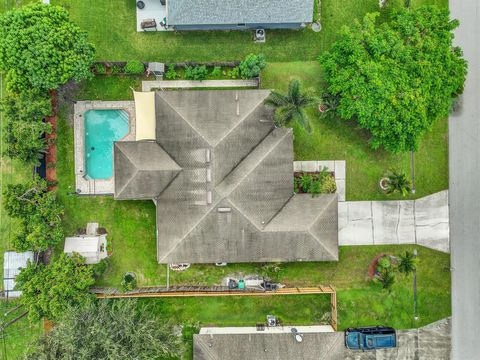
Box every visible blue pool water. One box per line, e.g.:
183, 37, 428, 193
84, 109, 129, 179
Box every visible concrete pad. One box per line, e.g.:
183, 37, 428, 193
372, 201, 415, 245
334, 160, 346, 180
293, 161, 302, 172
317, 160, 335, 172
338, 201, 374, 246
300, 161, 319, 172
335, 179, 345, 202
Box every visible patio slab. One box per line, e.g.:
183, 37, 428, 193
136, 0, 169, 32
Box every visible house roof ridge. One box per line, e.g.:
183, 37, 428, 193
157, 92, 213, 147
211, 90, 271, 147
219, 127, 292, 197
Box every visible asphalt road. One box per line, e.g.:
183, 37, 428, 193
449, 0, 480, 359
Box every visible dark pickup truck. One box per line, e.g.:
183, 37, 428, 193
345, 326, 397, 350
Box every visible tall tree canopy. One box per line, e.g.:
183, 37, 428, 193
15, 253, 95, 321
0, 3, 95, 92
319, 6, 467, 153
27, 299, 183, 359
3, 176, 63, 252
2, 90, 52, 165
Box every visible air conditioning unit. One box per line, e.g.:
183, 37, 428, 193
254, 28, 266, 43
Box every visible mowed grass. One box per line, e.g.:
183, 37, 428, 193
261, 62, 448, 200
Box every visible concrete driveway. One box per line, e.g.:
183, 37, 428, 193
339, 191, 449, 253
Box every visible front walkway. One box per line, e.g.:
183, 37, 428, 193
339, 191, 449, 253
142, 79, 259, 92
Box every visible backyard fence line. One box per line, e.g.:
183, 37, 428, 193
93, 61, 241, 68
142, 79, 259, 91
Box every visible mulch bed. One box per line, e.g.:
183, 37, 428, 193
45, 90, 58, 191
368, 253, 385, 278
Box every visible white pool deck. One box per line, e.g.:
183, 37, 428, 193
74, 101, 135, 195
136, 0, 170, 32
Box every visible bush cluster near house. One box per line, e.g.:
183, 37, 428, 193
27, 300, 183, 359
15, 253, 95, 321
3, 176, 64, 252
320, 6, 467, 153
1, 90, 52, 166
124, 60, 145, 75
185, 65, 209, 80
294, 169, 337, 196
239, 53, 266, 79
373, 251, 418, 291
0, 3, 95, 92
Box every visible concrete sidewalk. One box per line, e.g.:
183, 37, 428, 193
339, 190, 449, 253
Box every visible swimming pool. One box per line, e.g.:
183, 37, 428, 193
84, 109, 129, 179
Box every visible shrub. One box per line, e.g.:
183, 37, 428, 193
185, 65, 208, 81
398, 251, 417, 275
111, 64, 123, 75
124, 60, 145, 75
239, 54, 266, 79
385, 170, 412, 196
93, 63, 106, 74
321, 175, 337, 194
377, 267, 395, 291
299, 174, 313, 193
210, 66, 222, 78
165, 65, 178, 80
121, 272, 137, 292
227, 66, 240, 79
261, 263, 283, 282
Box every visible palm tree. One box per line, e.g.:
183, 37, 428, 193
398, 251, 417, 275
265, 79, 317, 132
378, 268, 395, 291
385, 170, 412, 196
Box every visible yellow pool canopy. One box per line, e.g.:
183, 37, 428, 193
134, 91, 156, 141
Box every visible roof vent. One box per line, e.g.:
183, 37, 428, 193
207, 191, 212, 204
205, 149, 211, 163
206, 168, 212, 182
291, 328, 303, 343
218, 207, 231, 213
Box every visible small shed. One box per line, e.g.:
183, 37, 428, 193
3, 251, 35, 298
64, 223, 108, 264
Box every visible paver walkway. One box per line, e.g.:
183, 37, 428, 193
142, 79, 259, 91
339, 190, 449, 253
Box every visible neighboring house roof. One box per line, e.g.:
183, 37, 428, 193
167, 0, 314, 26
3, 251, 34, 298
194, 331, 345, 360
194, 318, 452, 360
114, 90, 338, 263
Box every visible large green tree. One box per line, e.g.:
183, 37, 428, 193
2, 90, 52, 165
0, 3, 95, 92
320, 6, 467, 153
15, 253, 95, 321
3, 176, 63, 252
26, 299, 183, 359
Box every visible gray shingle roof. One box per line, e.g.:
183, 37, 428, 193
114, 90, 338, 263
167, 0, 315, 26
194, 332, 345, 360
114, 141, 181, 200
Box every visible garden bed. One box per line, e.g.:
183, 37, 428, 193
294, 170, 336, 195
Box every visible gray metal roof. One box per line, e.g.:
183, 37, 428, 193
167, 0, 314, 26
194, 318, 451, 360
114, 90, 338, 263
3, 251, 34, 297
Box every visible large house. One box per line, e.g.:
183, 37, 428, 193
114, 90, 338, 264
137, 0, 315, 31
